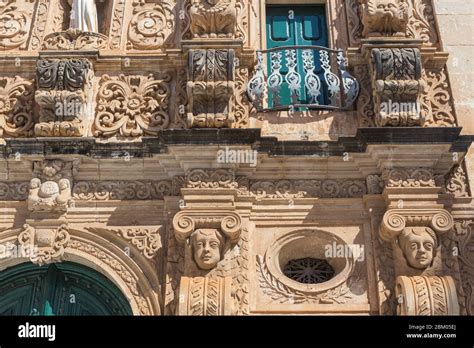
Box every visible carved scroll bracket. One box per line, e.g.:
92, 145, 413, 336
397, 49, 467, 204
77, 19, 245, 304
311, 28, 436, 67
172, 210, 242, 245
380, 209, 453, 242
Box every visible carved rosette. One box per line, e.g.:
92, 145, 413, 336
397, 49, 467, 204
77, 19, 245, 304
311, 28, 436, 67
187, 49, 235, 128
41, 29, 109, 50
172, 210, 242, 245
18, 224, 70, 266
0, 76, 35, 137
396, 275, 460, 315
127, 0, 174, 50
94, 74, 171, 137
189, 0, 237, 39
371, 48, 426, 127
178, 276, 232, 315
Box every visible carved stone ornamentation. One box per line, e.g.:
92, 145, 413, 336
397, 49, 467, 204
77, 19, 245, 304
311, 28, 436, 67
249, 179, 367, 199
445, 164, 469, 197
127, 0, 174, 50
421, 68, 457, 127
189, 0, 237, 39
382, 168, 438, 188
41, 29, 108, 50
0, 182, 29, 200
94, 74, 171, 137
172, 210, 242, 270
380, 209, 453, 274
175, 169, 248, 191
371, 48, 426, 126
360, 0, 409, 38
452, 221, 474, 315
18, 224, 70, 266
28, 160, 74, 212
178, 276, 232, 315
396, 275, 460, 315
0, 0, 34, 50
35, 58, 94, 137
0, 76, 35, 137
187, 49, 235, 128
86, 227, 162, 260
73, 180, 176, 200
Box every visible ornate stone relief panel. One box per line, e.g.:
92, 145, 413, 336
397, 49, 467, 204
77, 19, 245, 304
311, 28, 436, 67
126, 0, 175, 50
0, 76, 35, 137
0, 0, 35, 51
94, 73, 172, 137
346, 0, 439, 46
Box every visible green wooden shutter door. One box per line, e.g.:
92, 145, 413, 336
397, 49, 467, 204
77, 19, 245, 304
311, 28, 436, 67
266, 6, 328, 107
0, 262, 133, 316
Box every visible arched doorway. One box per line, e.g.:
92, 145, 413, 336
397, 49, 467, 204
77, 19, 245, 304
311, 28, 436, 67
0, 262, 133, 315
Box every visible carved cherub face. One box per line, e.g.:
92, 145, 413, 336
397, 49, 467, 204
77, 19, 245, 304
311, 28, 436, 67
398, 227, 437, 269
190, 229, 224, 270
373, 0, 402, 17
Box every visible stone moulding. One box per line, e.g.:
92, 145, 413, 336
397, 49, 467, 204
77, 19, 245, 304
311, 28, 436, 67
172, 210, 242, 245
41, 29, 109, 50
178, 276, 232, 315
396, 275, 459, 315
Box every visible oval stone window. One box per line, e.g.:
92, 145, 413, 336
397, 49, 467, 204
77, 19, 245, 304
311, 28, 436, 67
283, 257, 335, 284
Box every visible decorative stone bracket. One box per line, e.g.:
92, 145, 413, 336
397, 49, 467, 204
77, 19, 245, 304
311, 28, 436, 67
189, 0, 237, 39
371, 47, 426, 126
35, 58, 94, 137
187, 49, 235, 128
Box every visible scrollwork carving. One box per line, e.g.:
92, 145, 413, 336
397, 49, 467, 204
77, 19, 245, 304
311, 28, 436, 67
0, 182, 29, 200
18, 224, 70, 266
0, 0, 34, 50
94, 74, 171, 137
0, 76, 35, 137
127, 0, 174, 50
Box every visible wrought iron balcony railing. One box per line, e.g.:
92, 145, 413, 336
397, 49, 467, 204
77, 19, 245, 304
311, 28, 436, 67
247, 46, 359, 112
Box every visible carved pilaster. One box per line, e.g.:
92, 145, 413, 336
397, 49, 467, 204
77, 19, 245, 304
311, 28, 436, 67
187, 49, 235, 128
178, 276, 232, 315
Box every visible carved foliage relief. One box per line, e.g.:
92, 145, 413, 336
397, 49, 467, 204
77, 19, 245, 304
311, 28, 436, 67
0, 0, 34, 50
94, 74, 171, 137
0, 76, 35, 137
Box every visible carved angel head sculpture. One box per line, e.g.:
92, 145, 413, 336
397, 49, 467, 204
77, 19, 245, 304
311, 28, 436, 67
190, 228, 226, 270
360, 0, 409, 37
398, 227, 438, 269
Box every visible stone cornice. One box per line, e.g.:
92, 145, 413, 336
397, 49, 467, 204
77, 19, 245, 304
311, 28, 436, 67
1, 127, 472, 159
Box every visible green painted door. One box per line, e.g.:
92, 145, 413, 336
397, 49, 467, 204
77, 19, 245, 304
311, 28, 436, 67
0, 262, 133, 316
266, 6, 328, 107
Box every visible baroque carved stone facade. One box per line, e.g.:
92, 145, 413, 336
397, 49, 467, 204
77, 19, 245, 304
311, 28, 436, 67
0, 0, 472, 317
